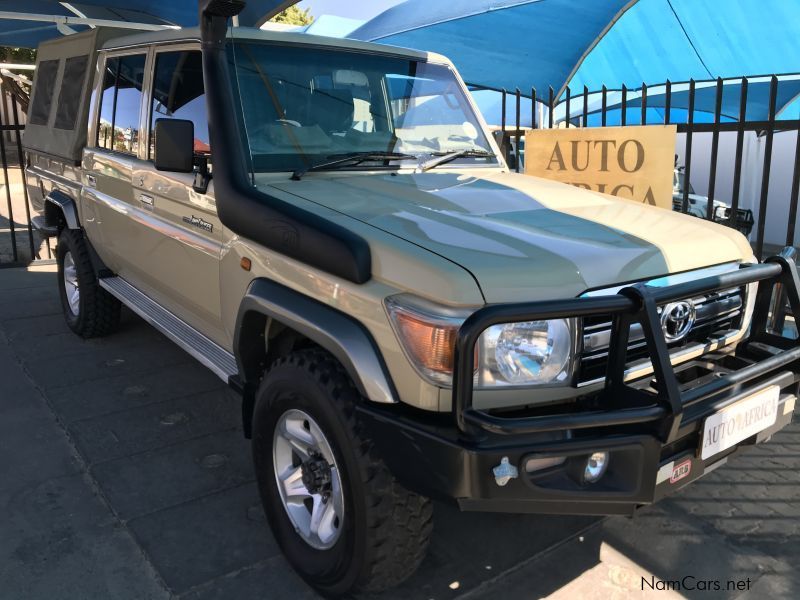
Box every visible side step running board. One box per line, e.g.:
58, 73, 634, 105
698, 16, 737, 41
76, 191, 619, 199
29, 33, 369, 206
99, 276, 237, 382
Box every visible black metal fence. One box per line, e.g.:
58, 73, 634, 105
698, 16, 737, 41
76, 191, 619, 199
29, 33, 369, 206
497, 75, 800, 261
0, 85, 41, 267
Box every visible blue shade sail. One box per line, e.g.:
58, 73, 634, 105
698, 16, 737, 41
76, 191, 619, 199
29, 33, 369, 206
572, 0, 800, 92
0, 0, 293, 47
350, 0, 634, 96
353, 0, 800, 121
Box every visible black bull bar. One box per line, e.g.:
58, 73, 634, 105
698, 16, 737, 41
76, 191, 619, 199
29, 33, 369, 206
452, 248, 800, 442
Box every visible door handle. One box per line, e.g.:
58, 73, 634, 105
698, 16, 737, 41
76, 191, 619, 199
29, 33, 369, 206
140, 194, 154, 207
86, 174, 96, 187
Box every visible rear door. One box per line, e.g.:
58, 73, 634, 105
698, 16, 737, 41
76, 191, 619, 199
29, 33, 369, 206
82, 49, 149, 274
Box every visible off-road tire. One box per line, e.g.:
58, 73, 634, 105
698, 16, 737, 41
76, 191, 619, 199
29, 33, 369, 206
252, 349, 433, 596
57, 228, 121, 338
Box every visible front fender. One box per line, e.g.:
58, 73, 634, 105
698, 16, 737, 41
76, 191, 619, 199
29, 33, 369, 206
234, 278, 398, 406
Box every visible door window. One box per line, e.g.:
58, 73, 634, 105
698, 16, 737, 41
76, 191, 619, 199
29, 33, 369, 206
149, 50, 210, 159
96, 53, 147, 154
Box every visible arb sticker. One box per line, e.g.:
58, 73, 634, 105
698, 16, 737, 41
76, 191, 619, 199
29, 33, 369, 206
670, 459, 692, 484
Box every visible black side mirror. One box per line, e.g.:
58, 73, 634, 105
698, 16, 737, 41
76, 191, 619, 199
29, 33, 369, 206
154, 118, 194, 173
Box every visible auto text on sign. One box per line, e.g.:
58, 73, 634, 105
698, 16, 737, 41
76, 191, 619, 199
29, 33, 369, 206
524, 125, 677, 209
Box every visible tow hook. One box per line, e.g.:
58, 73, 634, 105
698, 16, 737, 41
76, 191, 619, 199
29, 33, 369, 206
492, 456, 519, 486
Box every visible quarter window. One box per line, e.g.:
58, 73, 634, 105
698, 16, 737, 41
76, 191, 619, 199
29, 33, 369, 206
149, 50, 210, 159
96, 53, 147, 154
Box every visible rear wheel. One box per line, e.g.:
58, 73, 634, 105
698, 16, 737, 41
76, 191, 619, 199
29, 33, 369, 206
252, 349, 433, 596
57, 228, 120, 338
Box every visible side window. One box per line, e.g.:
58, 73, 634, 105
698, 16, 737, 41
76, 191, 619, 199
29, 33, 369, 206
149, 50, 210, 159
95, 53, 147, 154
29, 59, 60, 125
54, 55, 89, 130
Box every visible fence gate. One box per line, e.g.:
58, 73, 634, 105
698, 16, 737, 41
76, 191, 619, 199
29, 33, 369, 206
0, 80, 46, 267
497, 76, 800, 261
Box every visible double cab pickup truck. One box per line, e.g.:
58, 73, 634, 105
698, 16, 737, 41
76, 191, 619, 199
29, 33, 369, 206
22, 0, 800, 595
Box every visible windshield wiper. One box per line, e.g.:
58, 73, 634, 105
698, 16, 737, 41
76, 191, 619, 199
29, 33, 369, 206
291, 151, 417, 180
417, 149, 496, 172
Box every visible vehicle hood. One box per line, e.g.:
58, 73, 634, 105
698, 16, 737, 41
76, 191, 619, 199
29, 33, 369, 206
267, 171, 752, 303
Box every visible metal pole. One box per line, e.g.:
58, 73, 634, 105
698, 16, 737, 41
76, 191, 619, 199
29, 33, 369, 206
729, 78, 748, 229
681, 79, 696, 214
706, 78, 723, 221
754, 76, 779, 260
0, 87, 17, 262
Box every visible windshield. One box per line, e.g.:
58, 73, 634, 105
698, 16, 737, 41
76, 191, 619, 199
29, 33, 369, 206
228, 42, 496, 174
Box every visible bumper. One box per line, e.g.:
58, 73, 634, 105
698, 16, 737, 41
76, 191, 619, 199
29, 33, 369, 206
359, 250, 800, 515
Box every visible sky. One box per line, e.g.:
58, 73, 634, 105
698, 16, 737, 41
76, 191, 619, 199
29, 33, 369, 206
296, 0, 405, 21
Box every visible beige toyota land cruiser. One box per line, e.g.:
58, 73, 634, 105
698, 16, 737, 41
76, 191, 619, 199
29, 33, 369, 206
23, 1, 800, 596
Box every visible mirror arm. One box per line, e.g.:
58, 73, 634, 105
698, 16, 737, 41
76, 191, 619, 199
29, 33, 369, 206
193, 155, 212, 194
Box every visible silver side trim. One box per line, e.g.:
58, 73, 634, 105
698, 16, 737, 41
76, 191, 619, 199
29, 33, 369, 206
99, 277, 237, 382
581, 262, 742, 297
26, 164, 82, 191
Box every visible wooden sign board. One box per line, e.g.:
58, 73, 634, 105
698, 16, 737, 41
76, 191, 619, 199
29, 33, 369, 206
524, 125, 678, 209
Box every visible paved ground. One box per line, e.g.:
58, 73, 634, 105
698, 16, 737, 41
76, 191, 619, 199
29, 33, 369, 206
1, 264, 798, 600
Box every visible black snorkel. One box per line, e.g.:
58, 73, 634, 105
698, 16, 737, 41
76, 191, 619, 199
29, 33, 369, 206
198, 0, 372, 284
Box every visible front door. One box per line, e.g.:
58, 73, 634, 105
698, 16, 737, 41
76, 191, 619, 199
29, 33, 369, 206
131, 46, 224, 343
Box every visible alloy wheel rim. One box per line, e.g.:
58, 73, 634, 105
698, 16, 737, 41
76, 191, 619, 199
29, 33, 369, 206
272, 408, 344, 550
63, 251, 80, 316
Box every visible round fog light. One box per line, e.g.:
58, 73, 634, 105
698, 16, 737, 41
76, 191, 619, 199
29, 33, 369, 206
583, 451, 609, 484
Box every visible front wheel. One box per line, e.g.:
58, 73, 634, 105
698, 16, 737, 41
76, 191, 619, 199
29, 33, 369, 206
252, 350, 433, 596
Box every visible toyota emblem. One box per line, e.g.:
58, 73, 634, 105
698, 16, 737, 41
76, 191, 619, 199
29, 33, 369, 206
660, 301, 696, 342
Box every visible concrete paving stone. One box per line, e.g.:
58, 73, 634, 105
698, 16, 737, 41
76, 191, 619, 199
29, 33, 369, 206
0, 283, 61, 320
0, 335, 81, 493
473, 502, 779, 600
20, 334, 194, 390
6, 314, 166, 363
0, 264, 56, 291
364, 508, 599, 600
0, 311, 70, 340
46, 360, 226, 423
180, 555, 321, 600
90, 428, 253, 520
127, 482, 280, 594
68, 387, 241, 464
0, 473, 169, 600
0, 397, 82, 495
738, 572, 800, 600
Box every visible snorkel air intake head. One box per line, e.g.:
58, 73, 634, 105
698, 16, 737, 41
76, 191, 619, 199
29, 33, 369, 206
200, 0, 245, 18
199, 0, 245, 45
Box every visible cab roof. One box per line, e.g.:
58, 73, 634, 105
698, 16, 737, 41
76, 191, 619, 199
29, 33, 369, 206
100, 25, 448, 64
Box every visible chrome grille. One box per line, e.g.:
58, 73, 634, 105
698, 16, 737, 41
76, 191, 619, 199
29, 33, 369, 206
579, 286, 745, 384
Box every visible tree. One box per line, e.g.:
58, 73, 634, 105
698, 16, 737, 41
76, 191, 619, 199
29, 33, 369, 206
270, 6, 314, 26
0, 47, 36, 64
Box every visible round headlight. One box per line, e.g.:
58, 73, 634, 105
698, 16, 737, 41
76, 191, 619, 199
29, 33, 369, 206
489, 319, 572, 384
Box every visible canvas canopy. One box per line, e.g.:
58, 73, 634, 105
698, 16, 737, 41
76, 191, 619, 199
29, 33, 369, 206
21, 27, 127, 163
